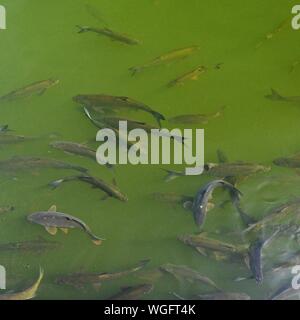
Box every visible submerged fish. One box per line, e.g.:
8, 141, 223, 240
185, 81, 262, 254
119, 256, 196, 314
0, 79, 59, 102
0, 268, 44, 300
0, 134, 31, 144
167, 66, 206, 87
73, 95, 165, 127
0, 156, 88, 173
0, 125, 11, 133
109, 284, 153, 300
55, 259, 150, 289
49, 174, 128, 202
265, 88, 300, 103
76, 25, 140, 45
0, 205, 14, 215
151, 192, 194, 206
27, 205, 105, 245
196, 292, 251, 300
129, 46, 199, 75
274, 153, 300, 168
50, 141, 112, 169
168, 106, 225, 124
0, 238, 60, 253
191, 180, 242, 228
160, 263, 220, 291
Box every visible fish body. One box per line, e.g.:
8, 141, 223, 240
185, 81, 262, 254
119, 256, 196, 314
0, 238, 60, 253
192, 180, 242, 227
0, 134, 29, 144
168, 66, 206, 87
109, 284, 153, 300
265, 89, 300, 103
50, 141, 96, 159
49, 174, 128, 202
0, 156, 87, 173
196, 292, 250, 300
0, 79, 59, 102
0, 268, 44, 300
76, 25, 139, 45
129, 46, 199, 75
27, 206, 105, 245
151, 192, 193, 205
55, 260, 150, 289
274, 153, 300, 168
74, 95, 165, 127
168, 106, 225, 124
160, 263, 220, 290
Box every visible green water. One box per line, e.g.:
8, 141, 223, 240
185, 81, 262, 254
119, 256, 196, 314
0, 0, 300, 300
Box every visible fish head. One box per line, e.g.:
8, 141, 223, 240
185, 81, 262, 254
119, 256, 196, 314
27, 212, 48, 224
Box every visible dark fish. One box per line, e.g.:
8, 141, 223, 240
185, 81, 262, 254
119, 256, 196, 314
274, 153, 300, 168
109, 284, 153, 300
76, 25, 140, 45
0, 156, 88, 173
55, 259, 150, 289
129, 46, 199, 75
49, 174, 128, 202
266, 88, 300, 103
0, 79, 59, 102
27, 205, 105, 245
192, 180, 242, 228
73, 94, 165, 127
0, 237, 61, 253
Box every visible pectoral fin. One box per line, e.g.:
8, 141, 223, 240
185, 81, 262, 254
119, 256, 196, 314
45, 226, 57, 235
92, 239, 103, 246
60, 228, 69, 234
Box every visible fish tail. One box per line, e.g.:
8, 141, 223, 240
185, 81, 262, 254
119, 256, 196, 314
162, 169, 181, 182
76, 25, 90, 33
265, 88, 285, 101
128, 66, 143, 76
87, 230, 106, 245
151, 111, 166, 128
48, 176, 78, 189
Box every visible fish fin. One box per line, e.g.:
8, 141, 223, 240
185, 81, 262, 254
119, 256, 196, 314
76, 25, 89, 33
191, 75, 199, 80
60, 228, 69, 234
45, 226, 57, 235
92, 239, 103, 246
265, 88, 284, 101
48, 205, 57, 212
183, 201, 193, 211
195, 247, 207, 256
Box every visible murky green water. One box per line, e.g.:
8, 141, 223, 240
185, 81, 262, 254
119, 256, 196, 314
0, 0, 300, 300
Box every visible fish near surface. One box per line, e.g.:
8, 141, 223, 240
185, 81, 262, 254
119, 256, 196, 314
0, 79, 59, 102
73, 95, 165, 127
265, 88, 300, 103
191, 179, 242, 228
76, 25, 140, 45
27, 205, 105, 245
109, 284, 153, 300
55, 259, 150, 289
129, 46, 199, 75
273, 152, 300, 168
0, 268, 44, 300
167, 65, 207, 87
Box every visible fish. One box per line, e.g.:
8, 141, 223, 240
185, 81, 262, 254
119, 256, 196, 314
178, 233, 248, 262
76, 25, 140, 45
274, 153, 300, 168
160, 263, 220, 291
50, 140, 113, 169
0, 156, 88, 173
129, 46, 199, 75
27, 205, 105, 245
0, 79, 59, 102
109, 284, 153, 300
49, 174, 128, 202
151, 192, 194, 206
168, 106, 225, 124
0, 268, 44, 300
265, 88, 300, 103
55, 259, 150, 289
191, 180, 242, 228
73, 95, 165, 127
196, 292, 251, 300
0, 205, 14, 215
256, 19, 289, 49
0, 134, 31, 144
0, 237, 61, 253
167, 66, 206, 87
243, 198, 300, 235
0, 125, 11, 133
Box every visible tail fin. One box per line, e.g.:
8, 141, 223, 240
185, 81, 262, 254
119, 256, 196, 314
265, 88, 285, 101
48, 176, 77, 189
76, 25, 90, 33
128, 66, 143, 76
162, 169, 184, 182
